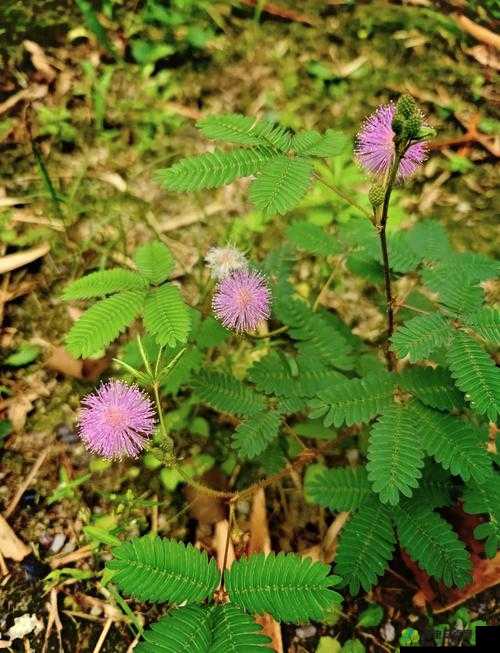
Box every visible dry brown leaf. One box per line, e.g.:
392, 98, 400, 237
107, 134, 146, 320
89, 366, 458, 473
249, 489, 284, 653
23, 40, 56, 81
0, 243, 50, 274
214, 519, 235, 572
0, 515, 31, 561
0, 84, 48, 115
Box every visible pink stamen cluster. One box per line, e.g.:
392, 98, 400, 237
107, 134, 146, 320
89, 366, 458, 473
212, 269, 271, 333
355, 104, 427, 181
77, 380, 156, 459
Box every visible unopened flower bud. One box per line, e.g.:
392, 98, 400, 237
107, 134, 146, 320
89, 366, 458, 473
405, 114, 422, 139
396, 94, 418, 119
369, 184, 385, 209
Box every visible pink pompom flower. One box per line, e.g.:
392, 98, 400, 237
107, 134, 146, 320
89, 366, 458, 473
77, 380, 156, 459
212, 269, 271, 333
355, 103, 427, 181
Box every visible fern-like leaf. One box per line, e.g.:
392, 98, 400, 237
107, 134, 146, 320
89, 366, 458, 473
192, 371, 265, 417
406, 220, 453, 262
135, 606, 212, 652
233, 410, 281, 460
447, 332, 499, 421
197, 113, 291, 151
464, 307, 500, 344
387, 231, 422, 273
335, 498, 395, 595
248, 351, 297, 397
249, 156, 313, 216
63, 269, 146, 300
367, 403, 425, 505
408, 402, 492, 483
290, 313, 354, 371
225, 552, 341, 623
394, 502, 472, 588
305, 466, 371, 511
422, 269, 484, 315
156, 147, 277, 192
144, 284, 190, 347
291, 129, 349, 157
208, 605, 272, 653
309, 372, 396, 427
65, 290, 145, 358
107, 536, 219, 603
286, 221, 340, 256
391, 313, 452, 362
399, 366, 463, 411
463, 474, 500, 558
133, 241, 174, 285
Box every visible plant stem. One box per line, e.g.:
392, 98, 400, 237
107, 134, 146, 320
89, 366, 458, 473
377, 151, 402, 371
248, 325, 289, 339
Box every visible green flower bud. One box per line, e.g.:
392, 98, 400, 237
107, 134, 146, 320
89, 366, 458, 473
396, 93, 418, 119
405, 114, 422, 139
369, 184, 385, 209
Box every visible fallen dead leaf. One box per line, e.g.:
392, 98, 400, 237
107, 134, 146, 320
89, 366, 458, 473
0, 84, 48, 115
249, 489, 284, 653
0, 243, 50, 274
23, 40, 56, 81
0, 515, 31, 561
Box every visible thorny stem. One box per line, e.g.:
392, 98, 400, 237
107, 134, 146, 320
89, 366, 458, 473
315, 173, 371, 220
376, 148, 404, 371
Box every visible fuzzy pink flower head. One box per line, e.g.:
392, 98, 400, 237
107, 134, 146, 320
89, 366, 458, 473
355, 103, 427, 181
212, 269, 271, 333
77, 380, 156, 460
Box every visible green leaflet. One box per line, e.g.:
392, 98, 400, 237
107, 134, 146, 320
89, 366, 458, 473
309, 372, 396, 427
65, 290, 146, 358
286, 220, 340, 257
335, 497, 395, 595
107, 537, 219, 604
225, 552, 341, 623
393, 501, 472, 588
136, 606, 213, 652
305, 466, 372, 511
143, 284, 191, 347
391, 313, 453, 362
232, 410, 281, 460
367, 403, 425, 505
398, 366, 464, 411
463, 473, 500, 558
447, 332, 500, 421
197, 113, 292, 150
408, 402, 492, 483
192, 371, 265, 417
63, 268, 147, 300
156, 147, 278, 192
133, 241, 175, 285
249, 156, 313, 216
208, 605, 272, 652
464, 307, 500, 344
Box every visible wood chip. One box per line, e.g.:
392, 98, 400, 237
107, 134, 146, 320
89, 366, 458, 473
0, 515, 31, 561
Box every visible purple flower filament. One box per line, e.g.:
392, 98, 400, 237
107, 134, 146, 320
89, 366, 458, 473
212, 269, 271, 333
356, 103, 427, 181
78, 380, 156, 459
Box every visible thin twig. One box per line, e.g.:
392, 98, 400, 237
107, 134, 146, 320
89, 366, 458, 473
92, 617, 113, 653
315, 173, 371, 220
3, 445, 51, 519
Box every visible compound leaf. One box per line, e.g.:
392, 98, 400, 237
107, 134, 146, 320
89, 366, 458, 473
144, 284, 190, 347
107, 536, 219, 604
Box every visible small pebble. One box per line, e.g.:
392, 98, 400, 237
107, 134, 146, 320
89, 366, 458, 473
296, 625, 317, 639
380, 622, 395, 642
49, 533, 66, 554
